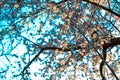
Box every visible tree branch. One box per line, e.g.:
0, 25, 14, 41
82, 0, 120, 18
100, 44, 107, 80
75, 25, 119, 79
22, 45, 82, 78
100, 37, 120, 80
52, 0, 120, 18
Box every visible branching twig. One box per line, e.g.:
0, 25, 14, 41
100, 43, 107, 80
22, 45, 82, 78
100, 38, 120, 80
53, 0, 120, 17
75, 25, 119, 79
82, 0, 120, 18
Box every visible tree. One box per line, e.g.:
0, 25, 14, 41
0, 0, 120, 80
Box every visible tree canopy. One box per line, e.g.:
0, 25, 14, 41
0, 0, 120, 80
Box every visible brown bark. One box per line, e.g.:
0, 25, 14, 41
100, 37, 120, 80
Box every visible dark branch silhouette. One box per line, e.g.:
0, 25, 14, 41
54, 0, 120, 18
22, 45, 82, 78
100, 38, 120, 80
83, 0, 120, 18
